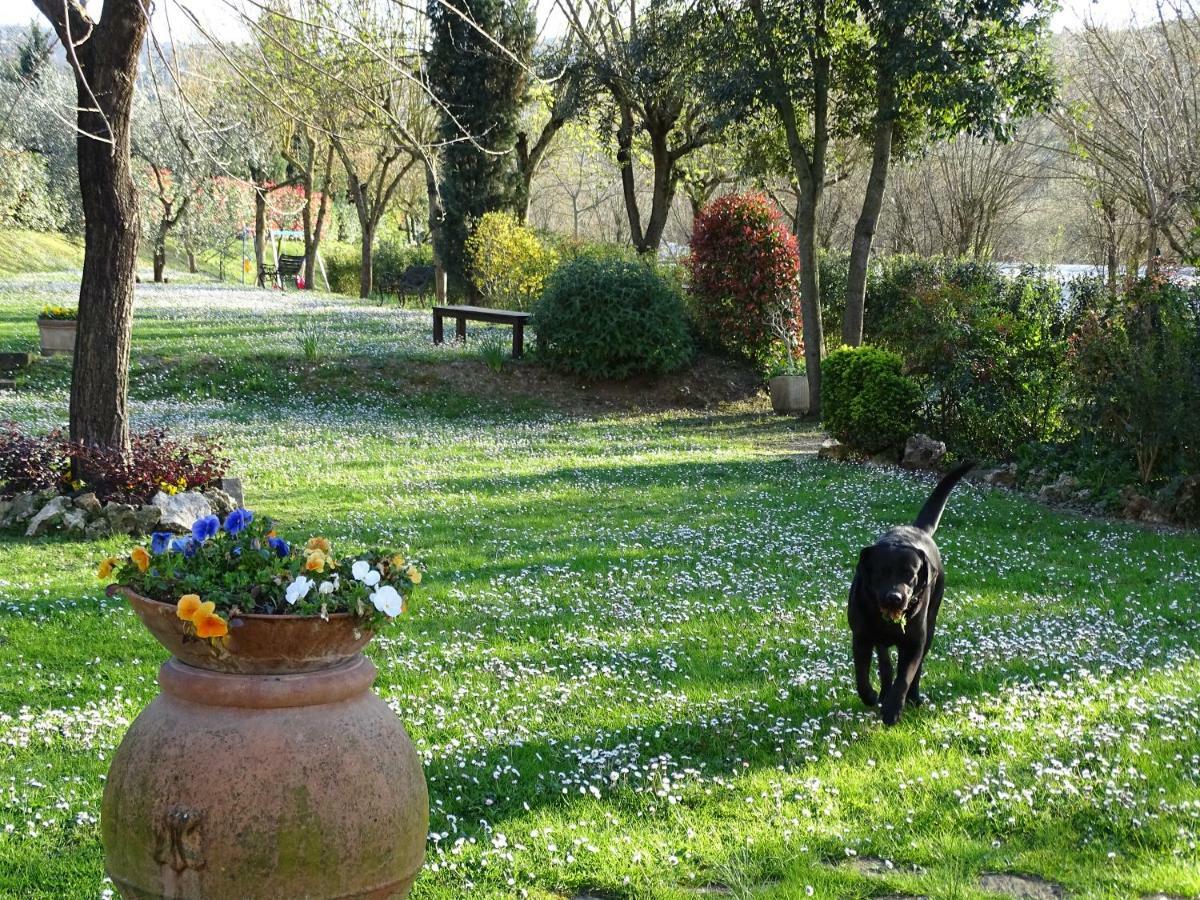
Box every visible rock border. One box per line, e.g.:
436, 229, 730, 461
1, 478, 244, 539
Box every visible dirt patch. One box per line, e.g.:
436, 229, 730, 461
412, 352, 768, 415
979, 873, 1065, 898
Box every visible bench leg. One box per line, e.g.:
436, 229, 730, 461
456, 316, 467, 344
433, 312, 443, 345
512, 322, 524, 359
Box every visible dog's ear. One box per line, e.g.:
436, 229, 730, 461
915, 548, 931, 591
857, 546, 875, 572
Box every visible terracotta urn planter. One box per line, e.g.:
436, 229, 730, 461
102, 587, 428, 899
38, 318, 77, 356
769, 374, 810, 415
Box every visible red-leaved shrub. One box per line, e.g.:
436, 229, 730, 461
687, 192, 803, 367
0, 424, 228, 504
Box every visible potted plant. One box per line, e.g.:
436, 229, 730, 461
97, 510, 428, 899
38, 304, 78, 356
767, 303, 809, 415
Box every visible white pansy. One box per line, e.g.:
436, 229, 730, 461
351, 560, 371, 581
285, 576, 314, 605
370, 585, 403, 617
363, 569, 381, 587
318, 579, 336, 595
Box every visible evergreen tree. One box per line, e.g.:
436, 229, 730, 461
427, 0, 535, 296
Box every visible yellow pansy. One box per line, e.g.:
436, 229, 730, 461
406, 566, 422, 585
194, 611, 228, 639
176, 594, 203, 621
390, 554, 406, 569
97, 557, 121, 580
130, 547, 151, 573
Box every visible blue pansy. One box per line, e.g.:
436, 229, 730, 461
191, 514, 220, 543
223, 508, 253, 536
268, 536, 290, 558
170, 536, 197, 558
150, 531, 173, 555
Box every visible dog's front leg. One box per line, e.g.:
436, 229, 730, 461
853, 636, 878, 707
880, 638, 925, 725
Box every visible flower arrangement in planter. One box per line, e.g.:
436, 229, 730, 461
96, 508, 430, 898
98, 508, 421, 665
37, 305, 78, 356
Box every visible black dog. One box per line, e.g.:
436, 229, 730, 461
847, 461, 973, 725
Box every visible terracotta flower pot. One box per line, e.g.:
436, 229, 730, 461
38, 318, 77, 356
102, 588, 428, 899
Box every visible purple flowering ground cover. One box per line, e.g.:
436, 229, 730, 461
1, 280, 1199, 898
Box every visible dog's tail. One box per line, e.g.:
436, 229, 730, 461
912, 460, 975, 535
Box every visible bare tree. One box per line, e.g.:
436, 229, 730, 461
1056, 1, 1200, 272
884, 132, 1047, 260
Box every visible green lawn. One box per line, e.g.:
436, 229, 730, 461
1, 277, 1199, 899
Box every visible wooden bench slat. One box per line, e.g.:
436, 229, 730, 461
432, 305, 531, 357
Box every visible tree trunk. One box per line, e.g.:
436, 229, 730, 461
359, 220, 376, 300
425, 161, 447, 303
306, 144, 334, 290
796, 191, 825, 416
153, 245, 166, 282
641, 131, 676, 254
616, 103, 646, 251
187, 250, 197, 274
253, 185, 267, 285
843, 110, 894, 348
34, 0, 149, 457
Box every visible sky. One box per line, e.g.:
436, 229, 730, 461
0, 0, 1176, 39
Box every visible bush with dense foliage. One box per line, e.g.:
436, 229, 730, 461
821, 347, 921, 455
872, 277, 1069, 460
465, 211, 558, 310
0, 425, 228, 504
1068, 276, 1200, 484
532, 256, 693, 379
688, 192, 802, 368
325, 240, 435, 300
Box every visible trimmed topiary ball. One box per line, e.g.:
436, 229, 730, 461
532, 256, 693, 379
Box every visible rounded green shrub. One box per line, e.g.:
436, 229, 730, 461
532, 256, 693, 379
822, 346, 920, 455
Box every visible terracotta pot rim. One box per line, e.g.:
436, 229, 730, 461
108, 584, 360, 622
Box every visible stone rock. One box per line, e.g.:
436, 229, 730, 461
218, 477, 245, 508
983, 463, 1018, 488
1, 491, 41, 528
85, 519, 111, 540
73, 492, 102, 515
205, 488, 238, 518
817, 439, 854, 461
901, 434, 946, 469
1037, 473, 1080, 503
26, 496, 73, 537
1072, 488, 1092, 502
1157, 474, 1200, 526
1121, 487, 1153, 521
978, 873, 1063, 899
104, 502, 139, 536
151, 490, 213, 533
134, 504, 162, 534
62, 508, 88, 535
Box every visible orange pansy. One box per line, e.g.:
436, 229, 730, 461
194, 611, 228, 639
131, 546, 151, 573
305, 537, 331, 554
176, 594, 203, 621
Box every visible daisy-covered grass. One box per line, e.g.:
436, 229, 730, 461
1, 279, 1199, 899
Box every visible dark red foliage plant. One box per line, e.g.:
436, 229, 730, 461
687, 191, 803, 368
0, 424, 229, 505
